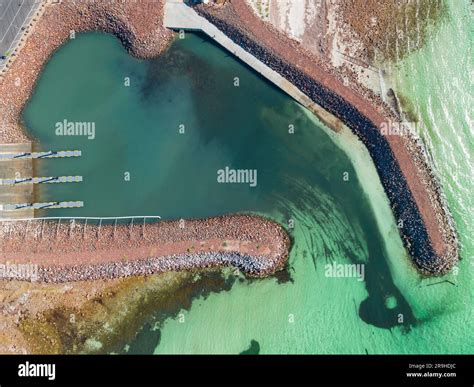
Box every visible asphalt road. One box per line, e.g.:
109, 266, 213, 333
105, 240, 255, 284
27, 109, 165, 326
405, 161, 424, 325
0, 0, 41, 61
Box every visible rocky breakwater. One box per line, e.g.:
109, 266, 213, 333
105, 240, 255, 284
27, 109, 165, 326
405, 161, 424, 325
0, 0, 174, 144
0, 215, 290, 282
194, 3, 459, 275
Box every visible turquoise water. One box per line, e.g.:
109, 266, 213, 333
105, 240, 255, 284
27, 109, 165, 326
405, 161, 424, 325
387, 0, 473, 348
22, 23, 472, 354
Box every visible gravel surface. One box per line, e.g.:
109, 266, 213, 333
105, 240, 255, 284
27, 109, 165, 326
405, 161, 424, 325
0, 215, 291, 282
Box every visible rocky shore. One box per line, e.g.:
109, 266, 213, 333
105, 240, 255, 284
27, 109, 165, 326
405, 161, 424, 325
0, 1, 293, 283
0, 215, 291, 282
0, 0, 458, 276
0, 0, 174, 143
195, 2, 459, 275
32, 252, 276, 283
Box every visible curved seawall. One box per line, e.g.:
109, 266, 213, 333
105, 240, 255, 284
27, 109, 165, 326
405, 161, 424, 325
195, 4, 458, 275
0, 0, 458, 276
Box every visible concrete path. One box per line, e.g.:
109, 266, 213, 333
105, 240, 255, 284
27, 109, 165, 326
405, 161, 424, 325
164, 0, 327, 118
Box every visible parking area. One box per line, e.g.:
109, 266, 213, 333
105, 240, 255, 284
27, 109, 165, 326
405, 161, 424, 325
0, 0, 42, 64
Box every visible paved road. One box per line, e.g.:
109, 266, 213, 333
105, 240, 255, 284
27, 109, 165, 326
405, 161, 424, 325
0, 0, 42, 62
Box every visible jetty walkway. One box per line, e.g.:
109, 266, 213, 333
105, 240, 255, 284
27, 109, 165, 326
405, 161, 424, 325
0, 175, 82, 185
0, 149, 81, 160
0, 201, 83, 211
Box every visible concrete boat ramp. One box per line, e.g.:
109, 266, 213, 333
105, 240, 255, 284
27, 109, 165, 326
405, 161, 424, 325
0, 144, 83, 218
163, 1, 343, 129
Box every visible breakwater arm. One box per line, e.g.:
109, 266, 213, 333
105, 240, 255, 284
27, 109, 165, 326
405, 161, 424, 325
0, 215, 290, 282
185, 2, 458, 275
